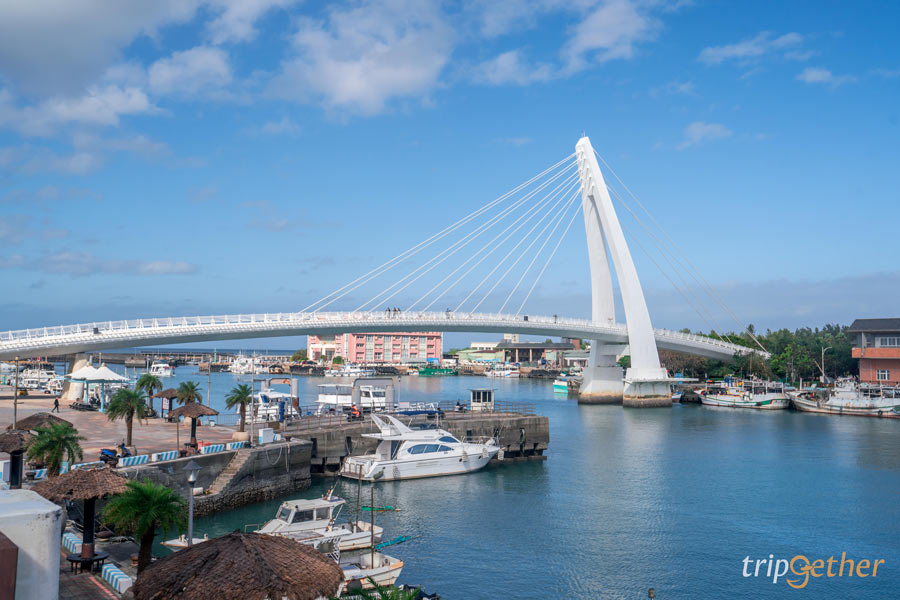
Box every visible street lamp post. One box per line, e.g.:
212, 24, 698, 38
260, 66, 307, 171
13, 356, 19, 428
185, 460, 201, 547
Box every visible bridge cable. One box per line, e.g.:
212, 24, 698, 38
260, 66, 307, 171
470, 181, 581, 314
408, 166, 582, 313
356, 161, 579, 312
514, 196, 584, 316
500, 188, 582, 313
593, 150, 767, 353
300, 152, 574, 313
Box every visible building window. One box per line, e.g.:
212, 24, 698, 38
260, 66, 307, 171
878, 337, 900, 347
877, 369, 890, 381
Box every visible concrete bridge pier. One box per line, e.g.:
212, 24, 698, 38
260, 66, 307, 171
60, 354, 89, 403
623, 379, 672, 408
578, 343, 624, 404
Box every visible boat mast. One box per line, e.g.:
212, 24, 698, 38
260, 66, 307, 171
370, 481, 376, 565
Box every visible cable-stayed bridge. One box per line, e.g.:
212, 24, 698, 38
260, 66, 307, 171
0, 136, 766, 407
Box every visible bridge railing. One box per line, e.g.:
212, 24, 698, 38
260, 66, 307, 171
0, 310, 756, 355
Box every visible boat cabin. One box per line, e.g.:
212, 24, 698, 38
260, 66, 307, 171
264, 497, 346, 532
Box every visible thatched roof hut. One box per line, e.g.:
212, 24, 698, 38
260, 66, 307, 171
7, 412, 71, 431
0, 430, 34, 453
153, 388, 179, 400
132, 532, 345, 600
168, 403, 219, 420
31, 464, 127, 502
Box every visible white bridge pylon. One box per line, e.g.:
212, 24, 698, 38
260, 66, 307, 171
577, 136, 670, 406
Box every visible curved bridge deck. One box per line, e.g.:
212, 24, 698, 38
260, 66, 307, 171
0, 311, 759, 361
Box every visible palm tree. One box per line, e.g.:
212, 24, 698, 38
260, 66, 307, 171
224, 384, 253, 432
106, 388, 148, 447
176, 380, 203, 405
135, 373, 163, 415
102, 479, 186, 573
26, 423, 84, 478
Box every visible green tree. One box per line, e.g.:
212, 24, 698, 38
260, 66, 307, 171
338, 578, 420, 599
291, 349, 308, 362
106, 388, 148, 447
27, 423, 84, 478
224, 383, 253, 432
176, 380, 203, 405
617, 355, 631, 369
135, 373, 162, 414
332, 355, 344, 365
102, 479, 186, 573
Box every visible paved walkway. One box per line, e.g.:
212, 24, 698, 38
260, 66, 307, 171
0, 386, 236, 457
58, 551, 119, 600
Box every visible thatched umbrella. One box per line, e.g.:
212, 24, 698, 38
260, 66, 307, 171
32, 465, 127, 562
7, 411, 71, 431
153, 388, 178, 418
0, 429, 34, 489
169, 403, 219, 447
132, 532, 345, 600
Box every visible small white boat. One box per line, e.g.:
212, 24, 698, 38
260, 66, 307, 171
316, 383, 389, 414
256, 496, 383, 551
486, 366, 519, 378
340, 551, 404, 589
149, 361, 174, 377
250, 390, 300, 424
789, 378, 900, 418
162, 533, 209, 549
325, 365, 376, 378
340, 414, 500, 481
552, 377, 569, 393
699, 377, 790, 410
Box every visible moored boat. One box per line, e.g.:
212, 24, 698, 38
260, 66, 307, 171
552, 377, 569, 393
789, 378, 900, 418
149, 360, 174, 377
340, 551, 404, 589
699, 377, 790, 410
255, 496, 383, 551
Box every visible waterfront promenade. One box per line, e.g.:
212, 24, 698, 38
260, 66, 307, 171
0, 385, 236, 456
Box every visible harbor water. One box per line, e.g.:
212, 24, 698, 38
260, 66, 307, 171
148, 370, 900, 599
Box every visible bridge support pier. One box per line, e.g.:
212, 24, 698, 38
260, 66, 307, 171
578, 344, 623, 404
623, 378, 672, 408
61, 354, 89, 403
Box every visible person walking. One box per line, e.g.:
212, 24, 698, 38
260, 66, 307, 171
51, 396, 60, 413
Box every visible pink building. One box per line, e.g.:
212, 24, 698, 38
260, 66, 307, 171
308, 332, 443, 364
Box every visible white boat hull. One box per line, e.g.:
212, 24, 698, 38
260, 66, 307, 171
340, 552, 403, 589
700, 392, 790, 410
790, 392, 900, 418
341, 451, 496, 481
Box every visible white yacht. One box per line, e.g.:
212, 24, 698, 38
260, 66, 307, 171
19, 368, 58, 390
229, 355, 255, 375
789, 377, 900, 418
325, 365, 376, 378
339, 414, 500, 481
256, 496, 383, 551
699, 377, 790, 410
486, 365, 520, 378
250, 389, 300, 424
149, 361, 174, 377
316, 383, 389, 413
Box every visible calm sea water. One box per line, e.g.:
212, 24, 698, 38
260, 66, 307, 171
143, 370, 900, 599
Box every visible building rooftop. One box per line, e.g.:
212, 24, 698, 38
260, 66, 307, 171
847, 318, 900, 333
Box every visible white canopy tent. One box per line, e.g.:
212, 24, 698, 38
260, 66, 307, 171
68, 364, 129, 412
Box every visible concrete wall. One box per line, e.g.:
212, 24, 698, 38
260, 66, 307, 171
0, 490, 62, 600
117, 440, 312, 517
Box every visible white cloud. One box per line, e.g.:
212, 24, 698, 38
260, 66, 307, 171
677, 121, 732, 150
649, 80, 696, 97
472, 50, 554, 86
0, 251, 198, 277
0, 145, 105, 175
0, 1, 203, 96
259, 117, 301, 135
872, 68, 900, 79
562, 0, 658, 71
0, 86, 157, 137
796, 67, 855, 87
698, 31, 803, 65
148, 46, 233, 97
268, 0, 453, 114
206, 0, 299, 44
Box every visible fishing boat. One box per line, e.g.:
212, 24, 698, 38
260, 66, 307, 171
699, 377, 790, 410
789, 378, 900, 418
249, 389, 300, 424
552, 376, 569, 393
416, 366, 456, 376
149, 360, 174, 377
340, 551, 404, 589
316, 383, 389, 413
486, 365, 520, 378
255, 496, 383, 551
339, 414, 500, 481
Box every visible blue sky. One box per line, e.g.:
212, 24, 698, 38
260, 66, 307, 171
0, 0, 898, 349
